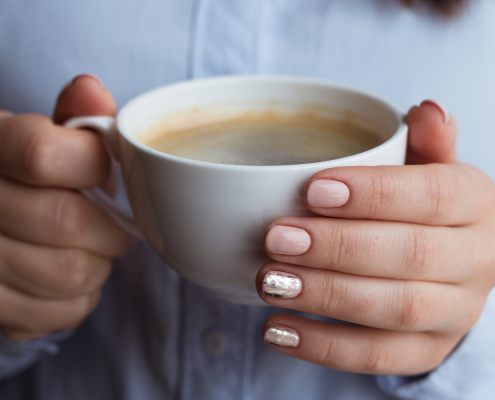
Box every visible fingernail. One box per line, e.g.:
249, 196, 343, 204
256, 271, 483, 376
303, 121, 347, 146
264, 325, 300, 348
265, 226, 311, 255
307, 180, 350, 208
421, 100, 449, 124
262, 271, 302, 298
71, 73, 103, 87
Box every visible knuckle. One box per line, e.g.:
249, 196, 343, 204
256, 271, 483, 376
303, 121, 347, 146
20, 117, 58, 182
315, 335, 338, 366
362, 337, 390, 373
319, 274, 347, 316
423, 166, 456, 221
364, 171, 398, 215
51, 192, 90, 241
403, 227, 437, 279
57, 249, 93, 293
398, 282, 424, 330
324, 224, 355, 267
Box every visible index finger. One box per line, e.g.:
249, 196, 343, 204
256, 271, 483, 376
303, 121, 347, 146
304, 163, 495, 226
0, 113, 110, 189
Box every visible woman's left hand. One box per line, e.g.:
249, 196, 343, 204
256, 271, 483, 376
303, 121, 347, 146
257, 101, 495, 375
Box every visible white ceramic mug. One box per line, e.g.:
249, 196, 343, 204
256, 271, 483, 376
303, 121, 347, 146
66, 76, 408, 305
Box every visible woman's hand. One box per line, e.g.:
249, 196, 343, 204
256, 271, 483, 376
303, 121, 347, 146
258, 101, 495, 375
0, 75, 129, 342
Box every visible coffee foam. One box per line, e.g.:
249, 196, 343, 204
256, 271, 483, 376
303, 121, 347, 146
136, 107, 385, 166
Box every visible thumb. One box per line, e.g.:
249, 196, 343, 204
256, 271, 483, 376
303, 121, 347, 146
406, 100, 457, 165
53, 74, 116, 124
53, 74, 118, 194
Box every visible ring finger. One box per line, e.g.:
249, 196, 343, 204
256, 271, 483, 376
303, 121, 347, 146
256, 262, 473, 333
0, 233, 112, 299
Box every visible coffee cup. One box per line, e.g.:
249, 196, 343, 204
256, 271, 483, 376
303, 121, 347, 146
66, 76, 407, 305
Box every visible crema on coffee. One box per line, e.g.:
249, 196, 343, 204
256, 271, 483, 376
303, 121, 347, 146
136, 109, 384, 166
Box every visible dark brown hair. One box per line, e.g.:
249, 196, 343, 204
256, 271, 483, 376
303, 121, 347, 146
402, 0, 469, 16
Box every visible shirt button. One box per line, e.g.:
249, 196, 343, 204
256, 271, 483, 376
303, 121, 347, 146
202, 329, 229, 357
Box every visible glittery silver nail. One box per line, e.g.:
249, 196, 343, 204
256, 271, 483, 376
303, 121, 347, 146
262, 271, 302, 298
264, 325, 300, 348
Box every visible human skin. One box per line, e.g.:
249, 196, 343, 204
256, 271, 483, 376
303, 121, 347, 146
0, 75, 130, 341
401, 0, 468, 16
1, 76, 494, 378
257, 100, 495, 375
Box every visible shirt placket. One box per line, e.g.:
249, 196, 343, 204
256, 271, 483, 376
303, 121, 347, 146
179, 282, 255, 400
188, 0, 262, 78
179, 1, 263, 399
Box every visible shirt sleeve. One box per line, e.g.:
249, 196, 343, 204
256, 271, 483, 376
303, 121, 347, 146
376, 287, 495, 400
0, 330, 73, 381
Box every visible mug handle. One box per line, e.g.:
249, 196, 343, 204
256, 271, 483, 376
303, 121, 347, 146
64, 116, 146, 241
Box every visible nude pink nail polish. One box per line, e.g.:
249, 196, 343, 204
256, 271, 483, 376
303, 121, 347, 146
72, 73, 103, 87
262, 271, 302, 298
265, 226, 311, 255
307, 180, 350, 208
264, 325, 300, 348
421, 100, 450, 124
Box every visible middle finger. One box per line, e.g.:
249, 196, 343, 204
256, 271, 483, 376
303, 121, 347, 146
0, 233, 112, 299
264, 217, 478, 283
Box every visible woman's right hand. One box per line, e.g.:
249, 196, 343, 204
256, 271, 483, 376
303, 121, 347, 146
0, 75, 130, 342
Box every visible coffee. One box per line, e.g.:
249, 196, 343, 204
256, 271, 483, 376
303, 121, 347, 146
137, 109, 384, 166
70, 76, 407, 305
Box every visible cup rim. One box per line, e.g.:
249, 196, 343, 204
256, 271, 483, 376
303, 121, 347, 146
117, 75, 407, 171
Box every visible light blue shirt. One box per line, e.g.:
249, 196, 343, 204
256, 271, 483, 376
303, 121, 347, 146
1, 1, 495, 399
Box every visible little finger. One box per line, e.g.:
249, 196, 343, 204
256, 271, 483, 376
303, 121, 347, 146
0, 285, 101, 342
262, 315, 459, 375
